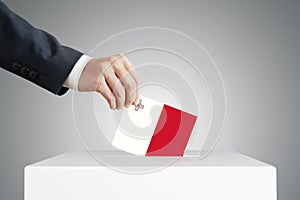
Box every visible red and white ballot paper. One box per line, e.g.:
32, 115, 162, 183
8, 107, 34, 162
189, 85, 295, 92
112, 96, 197, 156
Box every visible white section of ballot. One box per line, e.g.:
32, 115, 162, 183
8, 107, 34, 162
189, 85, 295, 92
24, 151, 277, 200
112, 95, 163, 155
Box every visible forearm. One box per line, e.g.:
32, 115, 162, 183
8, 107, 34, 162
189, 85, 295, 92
0, 1, 82, 95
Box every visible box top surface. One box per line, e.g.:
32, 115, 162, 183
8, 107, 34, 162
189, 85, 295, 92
27, 151, 274, 168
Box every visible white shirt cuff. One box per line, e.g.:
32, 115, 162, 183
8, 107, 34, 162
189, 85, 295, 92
63, 55, 93, 91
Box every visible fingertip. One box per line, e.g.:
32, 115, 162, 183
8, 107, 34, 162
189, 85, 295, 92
110, 105, 114, 110
110, 101, 116, 110
133, 97, 140, 105
135, 92, 140, 102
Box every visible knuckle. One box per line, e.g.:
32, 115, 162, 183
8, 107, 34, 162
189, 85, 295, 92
127, 80, 136, 91
113, 63, 122, 72
109, 95, 116, 103
128, 88, 135, 99
101, 61, 112, 71
115, 86, 125, 98
127, 89, 136, 102
108, 56, 116, 64
118, 53, 128, 63
118, 53, 125, 58
136, 75, 141, 83
115, 54, 123, 63
133, 73, 141, 83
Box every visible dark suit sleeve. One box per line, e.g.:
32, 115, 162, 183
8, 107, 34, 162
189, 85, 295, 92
0, 1, 83, 95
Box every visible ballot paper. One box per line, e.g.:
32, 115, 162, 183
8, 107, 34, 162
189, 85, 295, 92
112, 96, 197, 156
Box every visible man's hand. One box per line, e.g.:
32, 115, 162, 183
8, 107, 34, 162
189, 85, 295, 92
78, 54, 140, 110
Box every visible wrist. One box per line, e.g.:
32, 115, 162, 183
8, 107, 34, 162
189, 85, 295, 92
63, 55, 93, 90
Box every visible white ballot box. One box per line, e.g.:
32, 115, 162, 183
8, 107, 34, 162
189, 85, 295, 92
24, 151, 277, 200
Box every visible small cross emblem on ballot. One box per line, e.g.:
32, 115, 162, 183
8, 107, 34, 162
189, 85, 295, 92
134, 99, 144, 111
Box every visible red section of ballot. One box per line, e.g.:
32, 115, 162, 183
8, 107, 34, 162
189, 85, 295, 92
146, 104, 197, 156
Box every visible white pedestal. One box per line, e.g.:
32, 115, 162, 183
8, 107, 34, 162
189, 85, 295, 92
24, 151, 277, 200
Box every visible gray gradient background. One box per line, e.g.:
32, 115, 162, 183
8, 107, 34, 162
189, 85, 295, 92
0, 0, 299, 199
